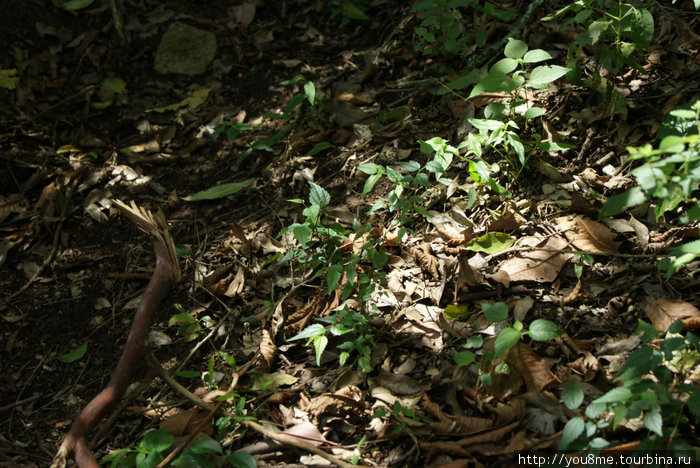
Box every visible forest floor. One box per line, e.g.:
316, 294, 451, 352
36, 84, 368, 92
1, 1, 699, 467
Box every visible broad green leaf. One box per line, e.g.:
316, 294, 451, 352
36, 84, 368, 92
308, 141, 334, 156
528, 65, 571, 87
491, 57, 518, 74
600, 186, 646, 216
462, 232, 515, 253
504, 38, 528, 60
189, 438, 223, 454
563, 384, 584, 410
100, 77, 126, 94
523, 107, 545, 119
644, 408, 663, 436
288, 323, 325, 341
522, 49, 552, 63
670, 239, 700, 254
593, 387, 632, 404
58, 342, 88, 363
326, 264, 343, 293
494, 327, 521, 358
559, 417, 585, 449
357, 163, 383, 175
529, 319, 564, 341
444, 303, 470, 319
140, 429, 174, 452
228, 451, 257, 468
63, 0, 94, 11
482, 302, 508, 322
290, 223, 312, 247
168, 312, 197, 326
308, 182, 330, 207
183, 178, 255, 201
454, 351, 475, 366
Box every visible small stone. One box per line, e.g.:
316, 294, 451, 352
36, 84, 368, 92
154, 23, 217, 75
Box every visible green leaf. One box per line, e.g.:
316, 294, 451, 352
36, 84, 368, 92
100, 77, 126, 94
454, 350, 475, 366
326, 264, 343, 293
63, 0, 94, 11
528, 65, 571, 87
189, 438, 223, 454
593, 387, 632, 404
313, 335, 328, 366
228, 451, 257, 468
362, 173, 382, 198
644, 408, 663, 436
303, 81, 316, 105
308, 181, 330, 207
140, 429, 174, 452
494, 327, 521, 358
529, 319, 564, 341
523, 107, 545, 119
482, 302, 508, 322
291, 223, 313, 247
288, 323, 326, 341
357, 163, 384, 175
559, 417, 585, 449
444, 303, 470, 319
308, 141, 334, 156
339, 0, 369, 20
462, 232, 515, 253
600, 186, 646, 217
58, 342, 88, 363
522, 49, 552, 63
183, 178, 255, 201
504, 38, 528, 59
563, 384, 584, 410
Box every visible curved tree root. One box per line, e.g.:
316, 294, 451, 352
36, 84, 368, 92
51, 201, 181, 468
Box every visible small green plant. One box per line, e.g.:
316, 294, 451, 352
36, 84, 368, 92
601, 100, 700, 277
358, 136, 454, 228
330, 0, 370, 25
281, 182, 387, 372
102, 429, 257, 468
412, 0, 516, 61
542, 0, 654, 76
559, 319, 700, 454
452, 302, 564, 386
212, 120, 252, 145
236, 75, 327, 165
372, 400, 421, 444
454, 38, 572, 180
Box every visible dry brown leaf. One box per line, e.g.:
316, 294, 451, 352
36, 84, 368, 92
508, 342, 560, 392
309, 385, 364, 422
557, 216, 616, 253
494, 236, 572, 284
406, 243, 439, 278
224, 268, 245, 297
0, 194, 29, 223
160, 408, 212, 436
259, 329, 278, 370
645, 297, 700, 332
456, 420, 520, 445
377, 372, 423, 395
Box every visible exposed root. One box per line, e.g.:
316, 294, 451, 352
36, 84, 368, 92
51, 201, 180, 468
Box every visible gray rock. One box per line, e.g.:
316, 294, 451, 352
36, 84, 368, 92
154, 22, 217, 75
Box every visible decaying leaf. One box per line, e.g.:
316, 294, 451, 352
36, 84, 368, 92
644, 297, 700, 331
556, 215, 617, 253
492, 236, 573, 285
